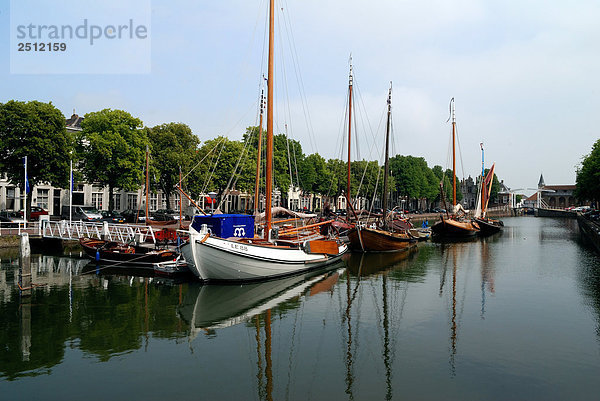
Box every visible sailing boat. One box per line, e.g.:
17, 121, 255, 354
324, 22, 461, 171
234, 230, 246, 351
431, 99, 480, 238
473, 144, 503, 235
347, 83, 417, 252
182, 0, 347, 281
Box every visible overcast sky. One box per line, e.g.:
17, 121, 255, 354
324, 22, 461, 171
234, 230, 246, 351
1, 0, 598, 195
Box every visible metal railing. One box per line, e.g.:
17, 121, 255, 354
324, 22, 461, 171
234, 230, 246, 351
0, 221, 31, 236
41, 220, 156, 243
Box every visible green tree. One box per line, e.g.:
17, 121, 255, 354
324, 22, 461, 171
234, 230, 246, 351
77, 109, 147, 211
389, 155, 439, 209
0, 100, 72, 213
147, 123, 200, 208
188, 136, 255, 199
575, 138, 600, 203
431, 165, 462, 205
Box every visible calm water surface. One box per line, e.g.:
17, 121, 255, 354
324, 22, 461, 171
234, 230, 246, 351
1, 217, 600, 400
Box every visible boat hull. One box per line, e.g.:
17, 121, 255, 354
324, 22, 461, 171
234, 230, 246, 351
80, 238, 179, 268
348, 227, 417, 252
473, 218, 503, 236
431, 217, 479, 238
183, 231, 348, 282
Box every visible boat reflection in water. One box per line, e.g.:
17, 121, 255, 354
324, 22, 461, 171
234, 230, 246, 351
178, 261, 346, 338
341, 247, 420, 400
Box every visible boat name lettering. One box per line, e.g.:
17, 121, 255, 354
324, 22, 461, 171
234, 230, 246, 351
230, 243, 248, 252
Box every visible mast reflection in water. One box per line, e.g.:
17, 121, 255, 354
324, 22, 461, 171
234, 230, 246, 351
2, 217, 600, 400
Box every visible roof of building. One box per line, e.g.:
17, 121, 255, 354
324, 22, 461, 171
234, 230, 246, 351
526, 193, 538, 201
538, 173, 545, 188
543, 185, 576, 191
66, 113, 84, 131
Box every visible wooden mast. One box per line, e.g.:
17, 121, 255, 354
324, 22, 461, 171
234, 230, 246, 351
254, 88, 264, 215
382, 83, 392, 226
179, 165, 182, 228
265, 0, 274, 237
145, 145, 149, 223
451, 98, 456, 207
346, 58, 353, 215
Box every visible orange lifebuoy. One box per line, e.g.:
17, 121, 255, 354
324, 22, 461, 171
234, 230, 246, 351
125, 247, 135, 254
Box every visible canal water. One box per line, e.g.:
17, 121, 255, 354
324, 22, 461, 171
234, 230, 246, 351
1, 217, 599, 400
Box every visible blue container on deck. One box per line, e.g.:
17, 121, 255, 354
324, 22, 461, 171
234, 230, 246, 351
191, 214, 255, 238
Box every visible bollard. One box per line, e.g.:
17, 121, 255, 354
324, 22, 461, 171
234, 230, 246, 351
19, 233, 32, 297
102, 221, 109, 240
20, 233, 31, 258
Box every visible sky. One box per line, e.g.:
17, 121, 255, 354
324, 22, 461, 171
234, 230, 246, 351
1, 0, 599, 195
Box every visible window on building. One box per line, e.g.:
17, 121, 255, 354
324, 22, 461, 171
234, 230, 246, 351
150, 193, 158, 211
6, 187, 16, 210
127, 194, 138, 210
36, 188, 49, 209
73, 184, 84, 205
113, 194, 121, 211
173, 193, 180, 211
91, 192, 103, 210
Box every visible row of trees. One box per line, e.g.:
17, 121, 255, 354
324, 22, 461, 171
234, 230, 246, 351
0, 100, 498, 213
575, 138, 600, 204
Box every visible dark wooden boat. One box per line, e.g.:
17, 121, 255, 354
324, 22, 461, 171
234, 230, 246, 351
80, 237, 180, 268
431, 215, 479, 237
473, 217, 503, 235
473, 148, 503, 236
431, 99, 480, 239
345, 82, 417, 252
348, 226, 417, 252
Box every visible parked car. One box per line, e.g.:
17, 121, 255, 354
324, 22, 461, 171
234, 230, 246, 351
152, 209, 180, 221
61, 206, 103, 221
100, 210, 125, 224
18, 206, 49, 221
432, 207, 446, 213
121, 209, 150, 223
0, 211, 26, 227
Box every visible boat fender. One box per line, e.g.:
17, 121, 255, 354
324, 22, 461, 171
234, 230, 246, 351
95, 250, 100, 261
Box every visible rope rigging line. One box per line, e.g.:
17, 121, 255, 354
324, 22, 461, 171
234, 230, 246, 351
352, 81, 388, 208
455, 124, 467, 186
216, 126, 257, 212
279, 0, 318, 155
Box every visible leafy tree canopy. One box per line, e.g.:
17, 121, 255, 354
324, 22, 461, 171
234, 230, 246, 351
575, 138, 600, 203
147, 122, 200, 207
0, 100, 72, 192
77, 109, 146, 210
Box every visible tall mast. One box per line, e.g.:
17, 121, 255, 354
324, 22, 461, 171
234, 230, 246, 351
382, 83, 392, 225
265, 0, 274, 236
145, 145, 149, 223
179, 165, 183, 228
346, 58, 353, 215
480, 142, 485, 216
254, 87, 265, 215
451, 98, 456, 206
